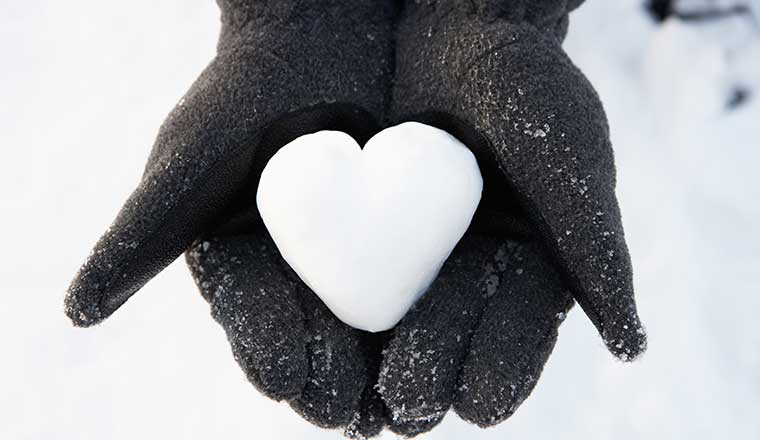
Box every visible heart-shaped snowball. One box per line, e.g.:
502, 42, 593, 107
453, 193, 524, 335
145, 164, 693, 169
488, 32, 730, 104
256, 122, 483, 332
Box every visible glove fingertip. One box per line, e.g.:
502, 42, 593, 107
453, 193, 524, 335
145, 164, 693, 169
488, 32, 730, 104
251, 374, 306, 402
64, 278, 108, 327
386, 415, 445, 438
239, 349, 309, 402
453, 392, 518, 429
344, 394, 386, 439
344, 413, 385, 440
602, 318, 648, 362
64, 303, 102, 328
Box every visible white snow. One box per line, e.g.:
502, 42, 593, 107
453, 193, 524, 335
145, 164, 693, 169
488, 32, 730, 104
257, 123, 482, 332
0, 0, 758, 439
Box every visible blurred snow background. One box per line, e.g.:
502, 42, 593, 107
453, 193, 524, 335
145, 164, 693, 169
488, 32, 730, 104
1, 0, 758, 438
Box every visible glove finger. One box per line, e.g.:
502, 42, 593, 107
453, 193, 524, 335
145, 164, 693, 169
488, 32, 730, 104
64, 56, 258, 327
345, 384, 386, 440
345, 333, 391, 439
186, 231, 308, 401
453, 239, 574, 426
390, 12, 646, 360
378, 235, 504, 436
386, 418, 443, 438
289, 288, 367, 429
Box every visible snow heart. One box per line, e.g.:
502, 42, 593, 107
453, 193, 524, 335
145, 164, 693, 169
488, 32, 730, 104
256, 122, 483, 332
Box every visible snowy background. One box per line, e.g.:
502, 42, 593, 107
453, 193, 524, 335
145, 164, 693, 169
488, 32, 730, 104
1, 0, 758, 438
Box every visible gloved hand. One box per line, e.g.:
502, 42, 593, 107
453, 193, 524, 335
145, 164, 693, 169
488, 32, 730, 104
64, 1, 397, 437
376, 0, 647, 436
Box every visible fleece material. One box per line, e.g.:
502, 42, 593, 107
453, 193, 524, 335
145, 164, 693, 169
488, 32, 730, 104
65, 0, 398, 437
65, 1, 647, 438
374, 1, 647, 435
379, 235, 573, 435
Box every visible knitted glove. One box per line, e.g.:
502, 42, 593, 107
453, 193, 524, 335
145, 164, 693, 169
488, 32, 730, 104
376, 1, 647, 435
64, 1, 397, 436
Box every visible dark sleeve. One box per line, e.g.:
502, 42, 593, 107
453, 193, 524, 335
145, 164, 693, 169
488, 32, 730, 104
396, 0, 585, 41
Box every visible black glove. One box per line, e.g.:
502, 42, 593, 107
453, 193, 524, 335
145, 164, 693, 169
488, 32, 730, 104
376, 1, 647, 436
64, 1, 398, 436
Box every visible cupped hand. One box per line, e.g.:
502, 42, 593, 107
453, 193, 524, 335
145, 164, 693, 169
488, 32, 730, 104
376, 1, 647, 435
65, 1, 398, 437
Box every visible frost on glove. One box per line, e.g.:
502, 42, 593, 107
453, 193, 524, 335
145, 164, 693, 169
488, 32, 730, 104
65, 1, 399, 437
377, 0, 647, 435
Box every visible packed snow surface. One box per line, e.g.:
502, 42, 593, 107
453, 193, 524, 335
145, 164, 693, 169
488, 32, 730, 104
256, 122, 483, 332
